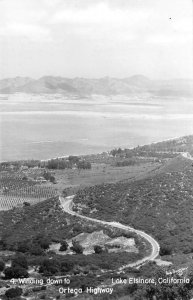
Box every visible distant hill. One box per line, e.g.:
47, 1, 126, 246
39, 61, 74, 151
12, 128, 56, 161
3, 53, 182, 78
138, 135, 193, 154
0, 75, 192, 97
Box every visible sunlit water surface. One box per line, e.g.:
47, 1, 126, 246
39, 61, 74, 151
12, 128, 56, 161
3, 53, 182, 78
0, 94, 193, 161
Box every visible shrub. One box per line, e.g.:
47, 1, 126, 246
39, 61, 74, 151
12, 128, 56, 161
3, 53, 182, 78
73, 224, 83, 234
23, 202, 31, 207
4, 266, 28, 279
5, 287, 22, 299
0, 260, 5, 271
70, 241, 83, 254
159, 245, 172, 256
61, 261, 74, 273
12, 254, 28, 269
116, 159, 136, 167
43, 171, 56, 182
59, 241, 68, 251
34, 235, 51, 250
39, 258, 60, 276
77, 161, 91, 170
94, 245, 103, 254
29, 244, 45, 256
4, 267, 14, 279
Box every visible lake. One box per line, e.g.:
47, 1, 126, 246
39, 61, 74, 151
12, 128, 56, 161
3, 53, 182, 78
0, 93, 193, 161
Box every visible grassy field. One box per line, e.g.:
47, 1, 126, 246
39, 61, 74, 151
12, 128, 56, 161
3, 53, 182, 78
53, 161, 161, 194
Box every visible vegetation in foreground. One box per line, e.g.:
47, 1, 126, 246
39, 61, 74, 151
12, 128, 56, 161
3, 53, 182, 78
1, 135, 193, 299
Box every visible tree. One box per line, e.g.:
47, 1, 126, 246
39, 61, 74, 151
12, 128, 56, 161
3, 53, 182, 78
4, 266, 28, 279
39, 258, 60, 276
94, 245, 103, 254
4, 267, 14, 279
29, 244, 45, 256
59, 241, 68, 251
47, 160, 58, 169
49, 175, 56, 183
62, 189, 68, 197
23, 201, 31, 207
70, 240, 83, 254
77, 161, 91, 170
34, 235, 51, 250
61, 260, 74, 273
159, 245, 172, 256
5, 287, 22, 299
68, 156, 80, 164
73, 224, 83, 234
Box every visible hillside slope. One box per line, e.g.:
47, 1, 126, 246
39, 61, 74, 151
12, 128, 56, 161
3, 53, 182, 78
74, 155, 193, 254
137, 135, 193, 154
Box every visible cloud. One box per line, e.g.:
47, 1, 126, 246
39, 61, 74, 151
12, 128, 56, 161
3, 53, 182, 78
50, 2, 150, 25
0, 0, 192, 79
0, 23, 51, 42
0, 0, 52, 42
146, 33, 192, 46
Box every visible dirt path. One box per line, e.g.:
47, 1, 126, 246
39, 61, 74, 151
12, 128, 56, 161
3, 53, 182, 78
59, 195, 160, 269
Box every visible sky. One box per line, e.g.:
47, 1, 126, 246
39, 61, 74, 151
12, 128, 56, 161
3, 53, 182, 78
0, 0, 192, 79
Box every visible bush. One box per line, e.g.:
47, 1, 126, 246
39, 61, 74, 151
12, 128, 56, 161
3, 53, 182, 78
12, 254, 28, 269
23, 201, 31, 207
4, 267, 14, 279
116, 159, 137, 167
43, 171, 56, 182
29, 244, 45, 256
61, 261, 74, 273
70, 241, 83, 254
94, 245, 103, 254
73, 224, 83, 234
5, 287, 22, 298
0, 260, 5, 271
34, 235, 51, 250
39, 258, 60, 276
159, 245, 172, 256
77, 161, 91, 170
4, 266, 28, 279
59, 241, 68, 251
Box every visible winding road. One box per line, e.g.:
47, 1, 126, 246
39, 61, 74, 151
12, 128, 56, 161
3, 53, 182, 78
181, 152, 193, 160
59, 195, 160, 269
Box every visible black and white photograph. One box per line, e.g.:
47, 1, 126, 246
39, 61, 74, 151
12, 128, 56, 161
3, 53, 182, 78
0, 0, 193, 299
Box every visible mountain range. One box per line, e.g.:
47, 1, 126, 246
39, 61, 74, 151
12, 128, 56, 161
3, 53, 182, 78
0, 75, 192, 97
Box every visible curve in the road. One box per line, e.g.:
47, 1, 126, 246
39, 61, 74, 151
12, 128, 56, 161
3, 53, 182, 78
181, 152, 193, 161
59, 195, 160, 269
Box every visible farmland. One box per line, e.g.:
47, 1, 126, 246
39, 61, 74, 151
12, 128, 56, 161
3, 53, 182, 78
0, 173, 57, 210
0, 152, 163, 210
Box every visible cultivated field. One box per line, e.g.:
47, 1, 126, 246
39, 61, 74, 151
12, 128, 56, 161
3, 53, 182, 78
0, 174, 57, 210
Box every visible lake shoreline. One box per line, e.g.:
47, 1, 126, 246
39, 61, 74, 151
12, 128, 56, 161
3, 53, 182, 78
0, 134, 190, 164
